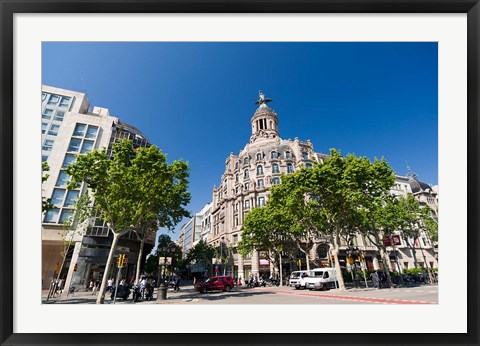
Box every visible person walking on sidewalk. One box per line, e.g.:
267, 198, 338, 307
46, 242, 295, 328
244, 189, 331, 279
174, 275, 181, 292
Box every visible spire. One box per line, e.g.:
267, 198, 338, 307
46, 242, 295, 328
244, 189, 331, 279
250, 91, 279, 144
406, 163, 418, 181
255, 91, 272, 108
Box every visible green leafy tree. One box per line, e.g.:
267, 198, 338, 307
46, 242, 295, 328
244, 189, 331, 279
267, 171, 325, 271
284, 149, 394, 290
185, 240, 216, 276
56, 194, 92, 280
66, 140, 190, 304
42, 161, 53, 213
144, 254, 159, 276
238, 204, 290, 282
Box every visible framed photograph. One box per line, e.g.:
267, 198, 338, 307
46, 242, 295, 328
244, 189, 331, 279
1, 1, 479, 346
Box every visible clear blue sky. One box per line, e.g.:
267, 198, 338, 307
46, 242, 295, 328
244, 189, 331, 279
42, 42, 438, 239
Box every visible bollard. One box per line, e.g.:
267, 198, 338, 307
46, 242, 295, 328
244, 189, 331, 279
157, 283, 168, 300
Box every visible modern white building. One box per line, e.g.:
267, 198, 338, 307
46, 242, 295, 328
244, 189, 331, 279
41, 85, 155, 290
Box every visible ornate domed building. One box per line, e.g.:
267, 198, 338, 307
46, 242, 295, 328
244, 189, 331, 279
209, 93, 328, 280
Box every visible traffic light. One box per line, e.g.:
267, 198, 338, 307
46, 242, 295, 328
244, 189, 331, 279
117, 254, 124, 267
357, 254, 364, 262
122, 256, 128, 266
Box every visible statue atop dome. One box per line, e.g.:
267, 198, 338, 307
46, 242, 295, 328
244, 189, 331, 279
255, 91, 272, 107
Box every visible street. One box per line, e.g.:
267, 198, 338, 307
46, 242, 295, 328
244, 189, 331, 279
43, 283, 438, 305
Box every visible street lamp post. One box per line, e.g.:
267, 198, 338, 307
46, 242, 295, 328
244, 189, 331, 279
157, 243, 175, 301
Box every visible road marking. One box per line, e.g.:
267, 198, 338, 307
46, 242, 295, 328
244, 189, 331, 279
269, 290, 435, 304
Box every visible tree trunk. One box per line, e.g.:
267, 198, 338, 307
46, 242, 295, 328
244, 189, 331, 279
297, 244, 311, 271
279, 253, 283, 287
135, 238, 146, 284
96, 232, 121, 304
333, 233, 345, 290
418, 241, 435, 283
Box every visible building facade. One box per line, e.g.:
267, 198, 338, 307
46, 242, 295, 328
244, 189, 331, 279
41, 85, 154, 290
207, 92, 438, 282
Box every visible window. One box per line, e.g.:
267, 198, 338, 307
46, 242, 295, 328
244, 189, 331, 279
323, 272, 329, 279
235, 162, 239, 170
59, 96, 71, 108
68, 138, 82, 152
41, 122, 48, 134
59, 209, 73, 223
55, 171, 70, 187
244, 183, 249, 190
51, 189, 66, 206
44, 209, 60, 223
257, 179, 264, 188
271, 151, 278, 159
257, 165, 263, 175
306, 163, 313, 169
272, 163, 279, 173
62, 154, 76, 168
235, 174, 239, 183
73, 123, 86, 137
243, 157, 249, 165
256, 153, 262, 160
244, 169, 249, 179
48, 124, 60, 136
244, 200, 250, 209
287, 163, 294, 173
86, 125, 99, 139
81, 140, 94, 153
48, 94, 60, 105
42, 108, 53, 119
302, 151, 309, 160
64, 190, 79, 207
285, 151, 291, 159
42, 155, 48, 162
272, 177, 280, 185
233, 234, 238, 244
42, 139, 54, 152
258, 197, 265, 206
54, 110, 65, 122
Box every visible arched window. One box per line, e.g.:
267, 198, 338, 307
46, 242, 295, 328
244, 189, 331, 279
271, 151, 278, 159
302, 151, 309, 160
285, 151, 291, 159
257, 179, 264, 188
244, 157, 249, 165
235, 174, 239, 182
257, 165, 263, 175
256, 153, 262, 161
272, 177, 280, 185
244, 169, 249, 178
235, 162, 239, 170
272, 163, 279, 173
287, 163, 294, 173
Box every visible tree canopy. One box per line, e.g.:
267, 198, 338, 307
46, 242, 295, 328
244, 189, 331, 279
66, 139, 190, 303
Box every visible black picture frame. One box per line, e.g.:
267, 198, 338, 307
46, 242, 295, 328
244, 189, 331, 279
1, 1, 479, 346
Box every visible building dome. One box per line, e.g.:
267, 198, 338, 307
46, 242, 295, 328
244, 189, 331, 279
250, 92, 280, 144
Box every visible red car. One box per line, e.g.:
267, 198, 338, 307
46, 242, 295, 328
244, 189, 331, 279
195, 276, 234, 293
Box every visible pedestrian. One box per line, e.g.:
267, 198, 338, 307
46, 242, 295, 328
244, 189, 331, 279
193, 276, 197, 285
174, 275, 181, 292
92, 281, 98, 295
89, 280, 94, 292
107, 278, 113, 293
370, 271, 380, 289
354, 272, 362, 288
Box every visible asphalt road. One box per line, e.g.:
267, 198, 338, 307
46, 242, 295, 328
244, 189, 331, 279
45, 284, 438, 305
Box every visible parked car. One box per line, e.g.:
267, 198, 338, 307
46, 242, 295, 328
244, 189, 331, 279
289, 270, 310, 289
195, 276, 234, 294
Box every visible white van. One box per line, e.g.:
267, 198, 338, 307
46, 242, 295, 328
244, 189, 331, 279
304, 268, 338, 290
289, 270, 310, 289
